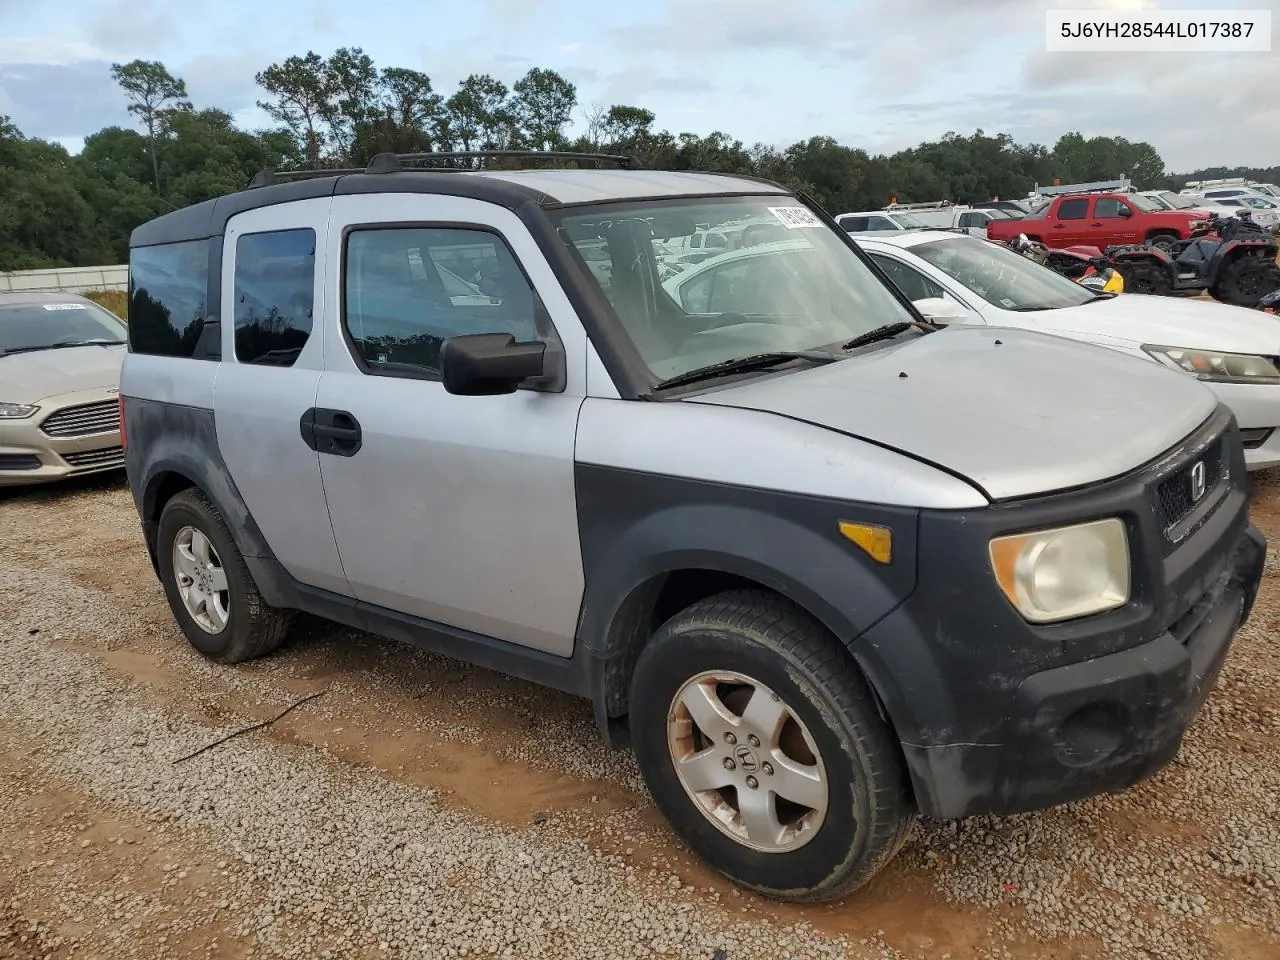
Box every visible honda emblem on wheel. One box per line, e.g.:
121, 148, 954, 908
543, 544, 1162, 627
1190, 460, 1207, 502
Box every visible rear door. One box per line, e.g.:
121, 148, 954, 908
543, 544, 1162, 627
313, 193, 587, 655
1048, 197, 1090, 246
212, 200, 351, 596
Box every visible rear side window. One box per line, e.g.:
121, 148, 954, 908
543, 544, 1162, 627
1057, 199, 1089, 220
343, 226, 539, 378
128, 239, 211, 358
233, 229, 316, 366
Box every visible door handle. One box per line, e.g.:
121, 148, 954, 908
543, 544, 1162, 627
1090, 222, 1103, 227
1052, 224, 1066, 228
300, 408, 362, 457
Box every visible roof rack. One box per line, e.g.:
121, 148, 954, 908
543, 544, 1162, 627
247, 149, 642, 190
1031, 177, 1132, 198
368, 150, 642, 172
885, 200, 956, 211
247, 167, 365, 189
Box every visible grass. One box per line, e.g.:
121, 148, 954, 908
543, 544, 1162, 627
82, 289, 127, 320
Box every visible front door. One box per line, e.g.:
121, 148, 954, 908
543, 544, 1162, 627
1090, 196, 1140, 245
314, 193, 588, 655
213, 199, 351, 596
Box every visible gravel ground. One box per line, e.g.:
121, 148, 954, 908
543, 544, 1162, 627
1, 473, 1278, 960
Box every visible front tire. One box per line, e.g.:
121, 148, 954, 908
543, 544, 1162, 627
156, 488, 292, 663
1212, 255, 1280, 307
629, 590, 913, 903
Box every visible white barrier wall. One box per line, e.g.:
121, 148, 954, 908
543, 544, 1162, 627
0, 264, 128, 294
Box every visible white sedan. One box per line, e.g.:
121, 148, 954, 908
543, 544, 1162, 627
848, 230, 1280, 469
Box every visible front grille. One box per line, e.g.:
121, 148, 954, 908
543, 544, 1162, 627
40, 400, 119, 438
63, 446, 125, 470
1157, 440, 1223, 537
0, 454, 42, 471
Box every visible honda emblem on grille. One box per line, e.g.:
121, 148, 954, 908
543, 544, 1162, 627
1190, 460, 1207, 503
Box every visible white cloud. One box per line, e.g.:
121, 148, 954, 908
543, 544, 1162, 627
0, 37, 108, 66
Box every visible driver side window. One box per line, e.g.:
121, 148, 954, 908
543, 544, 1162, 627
868, 254, 945, 302
343, 226, 540, 378
1095, 198, 1129, 218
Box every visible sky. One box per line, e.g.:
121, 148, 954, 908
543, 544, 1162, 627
0, 0, 1276, 173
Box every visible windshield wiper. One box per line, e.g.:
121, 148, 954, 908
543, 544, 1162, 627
1, 340, 126, 357
1085, 292, 1119, 302
840, 322, 919, 350
652, 350, 840, 391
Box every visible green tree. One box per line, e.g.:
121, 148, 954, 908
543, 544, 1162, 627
444, 74, 512, 159
510, 68, 576, 150
256, 52, 336, 167
323, 47, 380, 159
110, 60, 192, 193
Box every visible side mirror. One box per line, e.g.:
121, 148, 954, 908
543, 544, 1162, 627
440, 333, 547, 396
912, 296, 974, 325
1118, 205, 1134, 218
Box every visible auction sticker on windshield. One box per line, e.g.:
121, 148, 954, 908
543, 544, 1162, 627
41, 303, 87, 310
769, 206, 823, 229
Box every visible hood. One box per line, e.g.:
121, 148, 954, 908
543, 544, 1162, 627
0, 344, 125, 405
1030, 294, 1280, 355
689, 326, 1217, 501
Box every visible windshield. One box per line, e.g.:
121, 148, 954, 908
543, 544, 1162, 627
911, 236, 1096, 311
893, 212, 928, 228
1159, 191, 1198, 210
0, 300, 127, 355
1126, 194, 1162, 212
553, 197, 918, 382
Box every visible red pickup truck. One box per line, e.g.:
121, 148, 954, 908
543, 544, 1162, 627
986, 192, 1210, 252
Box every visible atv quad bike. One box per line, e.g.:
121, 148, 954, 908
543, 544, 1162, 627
1107, 213, 1280, 307
1006, 234, 1124, 293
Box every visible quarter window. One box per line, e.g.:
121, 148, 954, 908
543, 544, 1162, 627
128, 239, 212, 358
1057, 199, 1089, 220
233, 229, 316, 366
868, 254, 946, 302
343, 227, 539, 377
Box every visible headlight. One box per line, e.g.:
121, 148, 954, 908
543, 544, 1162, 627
0, 403, 38, 419
989, 518, 1130, 624
1142, 345, 1280, 384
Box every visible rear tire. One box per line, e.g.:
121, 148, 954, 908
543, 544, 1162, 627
156, 488, 292, 664
629, 590, 914, 903
1212, 255, 1280, 307
1117, 259, 1174, 296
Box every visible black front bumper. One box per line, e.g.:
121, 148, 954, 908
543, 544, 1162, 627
851, 406, 1267, 820
897, 523, 1262, 819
